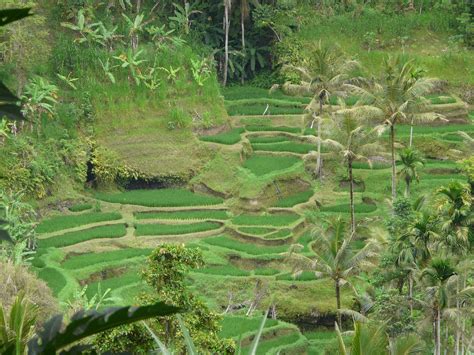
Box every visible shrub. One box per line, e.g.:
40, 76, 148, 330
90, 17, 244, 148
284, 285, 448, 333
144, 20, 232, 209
200, 128, 244, 145
95, 189, 223, 207
37, 212, 122, 234
135, 210, 230, 221
135, 221, 221, 236
38, 224, 127, 248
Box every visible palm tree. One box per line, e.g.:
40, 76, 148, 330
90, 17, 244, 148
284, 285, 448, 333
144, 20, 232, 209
346, 55, 435, 202
421, 258, 456, 355
286, 41, 362, 179
436, 181, 473, 254
335, 321, 424, 355
398, 148, 425, 197
319, 108, 382, 233
287, 216, 380, 328
223, 0, 232, 86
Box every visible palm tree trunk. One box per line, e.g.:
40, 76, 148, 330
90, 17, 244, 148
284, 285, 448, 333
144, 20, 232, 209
436, 306, 441, 355
409, 275, 413, 316
390, 124, 397, 202
409, 116, 414, 147
335, 278, 342, 329
455, 278, 460, 355
405, 178, 410, 198
316, 99, 323, 180
348, 158, 355, 234
241, 9, 245, 84
223, 0, 230, 86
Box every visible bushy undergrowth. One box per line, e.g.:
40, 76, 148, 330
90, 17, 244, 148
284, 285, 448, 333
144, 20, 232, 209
274, 190, 314, 207
243, 155, 301, 176
39, 224, 127, 248
232, 214, 300, 226
62, 248, 152, 270
95, 189, 223, 207
135, 221, 221, 236
37, 212, 122, 234
135, 210, 230, 221
200, 128, 245, 145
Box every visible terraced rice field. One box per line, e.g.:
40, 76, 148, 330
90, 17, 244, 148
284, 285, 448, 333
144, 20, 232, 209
34, 85, 473, 354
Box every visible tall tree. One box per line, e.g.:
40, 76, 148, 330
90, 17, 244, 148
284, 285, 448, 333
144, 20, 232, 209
287, 216, 380, 328
398, 148, 425, 198
320, 107, 382, 233
346, 56, 435, 202
285, 41, 361, 179
223, 0, 232, 86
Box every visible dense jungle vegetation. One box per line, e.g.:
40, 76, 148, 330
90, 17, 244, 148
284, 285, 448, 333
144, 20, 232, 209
0, 0, 473, 354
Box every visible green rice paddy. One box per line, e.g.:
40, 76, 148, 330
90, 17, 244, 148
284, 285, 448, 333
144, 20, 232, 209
134, 210, 230, 220
135, 221, 221, 236
242, 155, 301, 176
37, 212, 122, 234
200, 127, 245, 145
232, 214, 301, 226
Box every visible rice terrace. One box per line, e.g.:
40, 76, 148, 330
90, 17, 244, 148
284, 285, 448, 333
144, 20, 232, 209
0, 1, 473, 354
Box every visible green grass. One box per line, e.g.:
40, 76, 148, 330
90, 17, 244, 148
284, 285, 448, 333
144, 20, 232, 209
232, 214, 301, 226
264, 229, 292, 240
219, 315, 279, 339
245, 125, 301, 134
135, 221, 221, 236
320, 203, 377, 214
242, 155, 301, 176
227, 104, 304, 116
238, 226, 275, 235
134, 210, 230, 221
195, 264, 250, 276
37, 268, 67, 296
276, 271, 316, 281
37, 212, 122, 234
200, 127, 244, 145
254, 268, 281, 276
247, 135, 292, 144
39, 224, 127, 248
62, 248, 152, 270
252, 141, 316, 154
222, 86, 311, 103
95, 189, 223, 207
274, 190, 314, 207
68, 203, 93, 212
203, 235, 289, 255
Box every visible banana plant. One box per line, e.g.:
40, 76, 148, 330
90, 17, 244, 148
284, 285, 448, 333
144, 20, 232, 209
61, 9, 101, 44
56, 72, 79, 90
169, 2, 202, 35
190, 57, 211, 87
122, 13, 145, 52
94, 22, 123, 51
139, 66, 162, 91
99, 58, 118, 84
113, 49, 147, 85
159, 65, 181, 84
0, 118, 11, 144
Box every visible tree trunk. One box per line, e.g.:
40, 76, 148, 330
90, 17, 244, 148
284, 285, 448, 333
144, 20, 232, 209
390, 124, 397, 202
436, 306, 441, 355
223, 1, 230, 86
335, 278, 342, 329
316, 98, 323, 180
348, 158, 355, 234
409, 116, 414, 147
455, 278, 460, 355
409, 275, 413, 316
405, 178, 410, 198
240, 7, 245, 84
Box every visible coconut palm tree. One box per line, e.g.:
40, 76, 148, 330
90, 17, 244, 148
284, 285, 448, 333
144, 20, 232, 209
421, 258, 456, 355
318, 107, 383, 233
436, 181, 473, 254
398, 148, 425, 198
346, 55, 435, 202
285, 41, 362, 179
287, 216, 380, 328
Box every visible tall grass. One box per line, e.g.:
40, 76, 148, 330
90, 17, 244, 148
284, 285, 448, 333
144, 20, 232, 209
95, 189, 223, 207
135, 221, 221, 236
37, 212, 122, 234
39, 224, 127, 248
